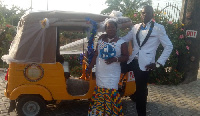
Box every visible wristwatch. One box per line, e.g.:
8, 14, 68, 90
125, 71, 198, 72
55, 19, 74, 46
156, 62, 161, 68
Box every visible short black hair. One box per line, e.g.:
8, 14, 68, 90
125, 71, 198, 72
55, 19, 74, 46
105, 20, 118, 30
143, 5, 154, 17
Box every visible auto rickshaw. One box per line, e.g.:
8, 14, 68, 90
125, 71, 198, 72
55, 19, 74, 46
2, 11, 136, 116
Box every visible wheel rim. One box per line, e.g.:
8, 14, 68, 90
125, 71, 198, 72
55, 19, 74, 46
22, 101, 40, 116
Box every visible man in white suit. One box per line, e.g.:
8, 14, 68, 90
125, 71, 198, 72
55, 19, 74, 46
121, 5, 173, 116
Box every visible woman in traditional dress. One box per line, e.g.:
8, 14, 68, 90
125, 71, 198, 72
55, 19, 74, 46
87, 19, 129, 116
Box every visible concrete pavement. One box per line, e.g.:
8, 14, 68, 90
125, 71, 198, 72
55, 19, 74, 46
0, 69, 200, 116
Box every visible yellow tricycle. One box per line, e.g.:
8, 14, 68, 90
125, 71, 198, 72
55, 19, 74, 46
2, 11, 136, 116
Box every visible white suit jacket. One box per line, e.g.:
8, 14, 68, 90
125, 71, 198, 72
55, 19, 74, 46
122, 22, 173, 71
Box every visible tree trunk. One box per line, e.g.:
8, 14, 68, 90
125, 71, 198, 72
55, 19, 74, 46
179, 0, 200, 84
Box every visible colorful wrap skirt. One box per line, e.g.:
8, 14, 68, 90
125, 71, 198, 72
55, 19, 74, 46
88, 86, 123, 116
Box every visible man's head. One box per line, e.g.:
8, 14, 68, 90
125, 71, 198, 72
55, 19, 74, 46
141, 5, 154, 24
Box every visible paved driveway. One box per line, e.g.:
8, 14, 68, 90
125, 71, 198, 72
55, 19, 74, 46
0, 70, 200, 116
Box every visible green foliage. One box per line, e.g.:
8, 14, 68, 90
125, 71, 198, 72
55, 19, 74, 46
70, 65, 82, 77
0, 3, 27, 67
101, 0, 152, 15
59, 31, 86, 46
63, 54, 82, 77
0, 3, 27, 26
0, 26, 16, 53
0, 26, 16, 68
149, 66, 183, 85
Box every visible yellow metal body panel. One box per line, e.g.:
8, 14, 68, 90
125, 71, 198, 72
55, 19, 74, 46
124, 81, 136, 96
5, 62, 96, 101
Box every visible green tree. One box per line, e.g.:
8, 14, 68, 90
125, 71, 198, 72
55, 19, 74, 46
0, 2, 27, 26
101, 0, 152, 16
0, 2, 27, 67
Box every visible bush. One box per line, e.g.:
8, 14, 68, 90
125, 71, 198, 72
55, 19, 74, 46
70, 65, 82, 77
0, 26, 16, 68
63, 54, 82, 77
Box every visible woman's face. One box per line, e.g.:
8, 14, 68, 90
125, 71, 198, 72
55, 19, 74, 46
105, 22, 117, 38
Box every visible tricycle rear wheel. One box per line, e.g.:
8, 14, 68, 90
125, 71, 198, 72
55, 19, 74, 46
16, 95, 46, 116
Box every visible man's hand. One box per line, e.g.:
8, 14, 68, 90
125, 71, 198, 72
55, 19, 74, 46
145, 63, 156, 71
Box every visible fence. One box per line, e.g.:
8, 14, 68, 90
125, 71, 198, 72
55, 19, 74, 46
156, 2, 181, 22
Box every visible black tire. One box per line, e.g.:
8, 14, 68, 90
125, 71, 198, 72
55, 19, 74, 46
16, 95, 46, 116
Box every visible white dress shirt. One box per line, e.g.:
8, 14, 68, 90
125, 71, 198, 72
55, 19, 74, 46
135, 21, 152, 58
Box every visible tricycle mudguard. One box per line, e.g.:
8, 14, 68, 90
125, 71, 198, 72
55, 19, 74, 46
9, 84, 53, 100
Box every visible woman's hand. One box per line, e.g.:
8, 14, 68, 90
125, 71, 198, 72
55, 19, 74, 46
105, 57, 117, 64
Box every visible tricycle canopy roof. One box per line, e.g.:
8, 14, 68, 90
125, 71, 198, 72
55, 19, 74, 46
2, 11, 132, 64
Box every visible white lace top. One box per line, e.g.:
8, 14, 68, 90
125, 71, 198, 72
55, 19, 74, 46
95, 39, 125, 90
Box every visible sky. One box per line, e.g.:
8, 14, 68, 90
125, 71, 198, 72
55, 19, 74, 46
1, 0, 182, 14
1, 0, 108, 14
